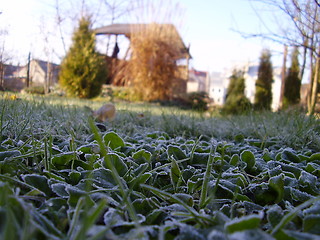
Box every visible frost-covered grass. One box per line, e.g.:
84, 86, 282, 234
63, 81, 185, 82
1, 93, 320, 239
2, 93, 320, 151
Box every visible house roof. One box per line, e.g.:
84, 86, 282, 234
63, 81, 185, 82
95, 23, 191, 59
3, 64, 21, 77
190, 68, 207, 78
34, 59, 59, 75
95, 23, 141, 36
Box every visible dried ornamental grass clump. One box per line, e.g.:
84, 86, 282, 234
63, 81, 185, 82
128, 23, 182, 101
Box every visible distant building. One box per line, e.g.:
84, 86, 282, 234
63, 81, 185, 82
208, 63, 283, 111
0, 59, 59, 92
17, 59, 60, 88
243, 64, 282, 111
0, 64, 25, 91
187, 68, 209, 93
208, 71, 229, 105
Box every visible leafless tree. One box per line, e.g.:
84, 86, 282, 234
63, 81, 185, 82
239, 0, 320, 114
52, 0, 132, 53
55, 0, 68, 54
101, 0, 132, 53
0, 28, 11, 89
39, 16, 55, 94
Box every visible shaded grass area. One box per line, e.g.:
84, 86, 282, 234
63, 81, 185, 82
1, 93, 320, 152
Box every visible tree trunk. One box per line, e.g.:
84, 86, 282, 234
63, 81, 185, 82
45, 61, 52, 94
308, 44, 320, 115
26, 53, 31, 88
0, 63, 4, 88
299, 38, 308, 81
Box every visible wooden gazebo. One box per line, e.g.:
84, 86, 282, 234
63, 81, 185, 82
95, 23, 191, 93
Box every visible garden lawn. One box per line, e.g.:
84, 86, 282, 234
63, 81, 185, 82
0, 93, 320, 240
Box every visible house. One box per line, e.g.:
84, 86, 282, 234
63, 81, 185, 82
208, 71, 229, 105
208, 63, 283, 111
17, 59, 60, 88
243, 64, 282, 111
0, 64, 25, 91
0, 59, 59, 92
187, 68, 209, 93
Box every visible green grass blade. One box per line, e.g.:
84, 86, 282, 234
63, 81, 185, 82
199, 145, 215, 209
141, 184, 199, 217
89, 118, 139, 226
71, 198, 107, 240
67, 197, 85, 239
271, 196, 320, 236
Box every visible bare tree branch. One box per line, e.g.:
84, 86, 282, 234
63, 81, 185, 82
237, 0, 320, 114
0, 27, 11, 88
55, 0, 67, 54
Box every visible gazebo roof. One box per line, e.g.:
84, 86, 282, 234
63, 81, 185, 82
95, 23, 191, 59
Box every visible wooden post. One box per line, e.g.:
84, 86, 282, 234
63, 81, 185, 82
0, 63, 4, 88
26, 52, 31, 88
186, 44, 190, 81
45, 61, 51, 94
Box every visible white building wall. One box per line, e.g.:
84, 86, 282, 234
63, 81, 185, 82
271, 67, 282, 111
210, 85, 227, 105
17, 61, 46, 86
187, 81, 199, 93
187, 70, 209, 93
244, 77, 256, 104
244, 66, 282, 111
209, 64, 283, 111
208, 71, 229, 105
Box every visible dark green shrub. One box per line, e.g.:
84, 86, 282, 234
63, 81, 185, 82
222, 69, 252, 115
59, 17, 107, 99
23, 86, 45, 95
254, 49, 273, 111
222, 94, 252, 115
283, 47, 301, 109
186, 91, 210, 111
98, 85, 143, 102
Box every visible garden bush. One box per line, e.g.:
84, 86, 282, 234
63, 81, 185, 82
23, 86, 45, 95
185, 91, 210, 111
59, 16, 107, 99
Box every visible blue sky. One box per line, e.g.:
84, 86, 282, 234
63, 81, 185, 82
179, 0, 283, 72
0, 0, 283, 73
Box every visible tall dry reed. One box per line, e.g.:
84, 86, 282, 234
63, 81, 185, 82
128, 23, 183, 101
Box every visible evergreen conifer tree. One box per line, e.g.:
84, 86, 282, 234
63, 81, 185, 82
222, 69, 251, 114
59, 17, 107, 98
254, 49, 273, 110
283, 47, 301, 108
